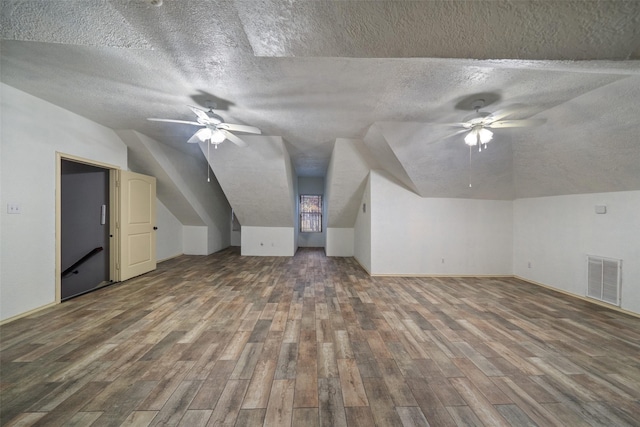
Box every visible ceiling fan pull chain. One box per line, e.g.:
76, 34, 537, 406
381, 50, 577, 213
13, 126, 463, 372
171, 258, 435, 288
207, 139, 211, 182
469, 145, 472, 188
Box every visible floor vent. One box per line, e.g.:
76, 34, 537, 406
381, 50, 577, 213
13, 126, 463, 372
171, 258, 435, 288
587, 255, 622, 306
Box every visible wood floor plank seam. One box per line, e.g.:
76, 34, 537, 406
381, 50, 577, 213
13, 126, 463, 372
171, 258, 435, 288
1, 247, 639, 426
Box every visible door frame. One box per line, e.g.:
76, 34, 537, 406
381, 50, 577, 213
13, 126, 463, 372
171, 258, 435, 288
55, 152, 121, 303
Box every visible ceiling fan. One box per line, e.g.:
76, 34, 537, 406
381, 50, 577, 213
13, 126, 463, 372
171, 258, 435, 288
438, 99, 545, 188
148, 106, 261, 148
448, 99, 545, 152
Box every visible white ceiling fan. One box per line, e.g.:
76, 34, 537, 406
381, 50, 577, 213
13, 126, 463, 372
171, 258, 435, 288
436, 99, 545, 189
448, 99, 545, 152
148, 106, 261, 148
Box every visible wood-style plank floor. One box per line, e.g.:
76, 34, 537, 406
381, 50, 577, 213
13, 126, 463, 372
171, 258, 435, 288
1, 247, 639, 426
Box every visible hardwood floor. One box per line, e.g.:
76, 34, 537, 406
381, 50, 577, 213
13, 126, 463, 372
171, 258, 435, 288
1, 247, 639, 426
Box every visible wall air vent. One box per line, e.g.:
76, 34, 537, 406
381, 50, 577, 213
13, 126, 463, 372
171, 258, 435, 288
587, 256, 622, 306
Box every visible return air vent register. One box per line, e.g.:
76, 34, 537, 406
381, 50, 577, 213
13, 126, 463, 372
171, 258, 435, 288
587, 256, 622, 306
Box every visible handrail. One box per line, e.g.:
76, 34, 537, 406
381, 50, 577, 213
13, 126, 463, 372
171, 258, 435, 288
62, 247, 104, 278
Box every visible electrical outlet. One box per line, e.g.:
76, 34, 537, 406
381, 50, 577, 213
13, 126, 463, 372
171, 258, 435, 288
441, 258, 445, 264
7, 203, 21, 214
528, 262, 532, 268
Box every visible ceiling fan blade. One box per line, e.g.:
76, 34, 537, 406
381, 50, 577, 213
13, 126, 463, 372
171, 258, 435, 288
432, 122, 472, 129
218, 123, 262, 134
188, 105, 212, 122
438, 128, 470, 140
487, 119, 546, 129
222, 130, 248, 147
485, 105, 523, 122
187, 128, 212, 143
148, 118, 202, 126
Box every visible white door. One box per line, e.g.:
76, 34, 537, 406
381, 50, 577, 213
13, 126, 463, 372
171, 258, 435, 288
118, 170, 157, 281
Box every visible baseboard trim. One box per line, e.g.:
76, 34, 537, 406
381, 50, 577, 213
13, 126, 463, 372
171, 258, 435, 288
514, 275, 640, 319
158, 253, 184, 263
0, 302, 58, 326
351, 260, 640, 318
370, 273, 513, 278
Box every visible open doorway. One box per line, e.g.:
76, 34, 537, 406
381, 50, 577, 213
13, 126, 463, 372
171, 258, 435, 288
56, 154, 157, 302
60, 159, 112, 300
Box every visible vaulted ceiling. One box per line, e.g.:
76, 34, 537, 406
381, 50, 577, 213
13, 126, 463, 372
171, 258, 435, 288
2, 0, 640, 204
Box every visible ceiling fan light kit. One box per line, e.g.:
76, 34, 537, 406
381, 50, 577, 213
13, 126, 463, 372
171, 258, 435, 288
464, 126, 493, 148
210, 129, 226, 143
148, 105, 261, 149
456, 99, 542, 153
451, 98, 545, 188
148, 105, 262, 182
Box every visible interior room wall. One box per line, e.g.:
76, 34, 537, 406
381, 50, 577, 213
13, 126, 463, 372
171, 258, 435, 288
156, 199, 183, 261
353, 173, 373, 272
241, 226, 296, 256
368, 170, 513, 276
298, 176, 326, 248
231, 211, 241, 247
183, 226, 209, 255
514, 190, 640, 314
121, 130, 231, 255
164, 144, 230, 255
0, 83, 128, 321
326, 228, 354, 256
287, 153, 299, 252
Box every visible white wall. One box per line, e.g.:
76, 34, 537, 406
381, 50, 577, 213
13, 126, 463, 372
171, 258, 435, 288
184, 226, 209, 255
326, 228, 354, 256
231, 211, 241, 247
0, 83, 128, 321
158, 144, 231, 255
298, 177, 326, 248
514, 191, 640, 314
287, 154, 299, 252
156, 199, 183, 261
369, 170, 513, 276
353, 173, 373, 272
241, 226, 296, 256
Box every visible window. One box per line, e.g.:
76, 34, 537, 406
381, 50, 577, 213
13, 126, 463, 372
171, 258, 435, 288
300, 195, 322, 232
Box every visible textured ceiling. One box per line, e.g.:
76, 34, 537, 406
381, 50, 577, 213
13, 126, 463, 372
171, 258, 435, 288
2, 0, 640, 200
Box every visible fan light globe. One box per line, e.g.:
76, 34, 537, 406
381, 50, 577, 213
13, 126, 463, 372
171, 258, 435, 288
479, 128, 493, 144
465, 127, 493, 147
464, 129, 478, 146
210, 129, 226, 143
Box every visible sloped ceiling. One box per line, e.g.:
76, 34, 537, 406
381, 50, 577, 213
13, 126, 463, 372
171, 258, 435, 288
1, 0, 639, 204
202, 135, 296, 227
325, 139, 378, 228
